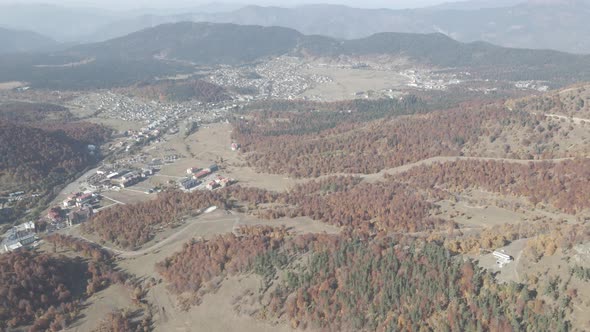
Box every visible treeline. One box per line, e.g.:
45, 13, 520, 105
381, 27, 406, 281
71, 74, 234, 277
269, 237, 569, 331
156, 231, 569, 331
396, 158, 590, 214
81, 158, 590, 253
0, 101, 112, 145
44, 234, 127, 297
82, 190, 231, 249
245, 95, 426, 114
230, 176, 452, 234
524, 223, 590, 262
45, 233, 114, 262
0, 56, 191, 90
233, 103, 552, 177
0, 249, 125, 331
0, 101, 71, 123
235, 95, 427, 138
92, 309, 152, 332
123, 79, 230, 103
512, 84, 590, 118
35, 122, 113, 146
445, 219, 557, 254
0, 120, 96, 192
155, 226, 290, 299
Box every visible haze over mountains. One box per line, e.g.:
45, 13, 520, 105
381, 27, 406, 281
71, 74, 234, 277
2, 21, 590, 91
1, 0, 590, 54
0, 27, 57, 54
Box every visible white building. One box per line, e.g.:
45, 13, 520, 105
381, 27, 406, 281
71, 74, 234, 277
493, 251, 513, 268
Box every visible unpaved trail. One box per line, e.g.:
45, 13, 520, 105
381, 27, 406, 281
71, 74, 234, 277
544, 113, 590, 125
311, 155, 583, 183
64, 211, 237, 258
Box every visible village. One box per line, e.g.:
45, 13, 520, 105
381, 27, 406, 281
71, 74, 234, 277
0, 156, 237, 254
207, 56, 332, 100
0, 90, 242, 254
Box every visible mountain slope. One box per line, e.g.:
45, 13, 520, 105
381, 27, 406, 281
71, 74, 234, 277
75, 22, 590, 83
131, 2, 590, 54
3, 22, 590, 89
73, 22, 303, 65
0, 28, 57, 54
0, 3, 115, 42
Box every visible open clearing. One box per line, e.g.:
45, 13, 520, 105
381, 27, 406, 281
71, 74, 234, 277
300, 66, 409, 101
0, 81, 26, 90
149, 123, 299, 191
66, 284, 133, 332
150, 275, 298, 332
59, 209, 335, 331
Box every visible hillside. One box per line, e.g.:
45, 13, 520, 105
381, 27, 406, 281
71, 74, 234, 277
0, 120, 107, 192
510, 83, 590, 118
74, 22, 303, 65
0, 27, 57, 54
2, 2, 590, 53
74, 22, 590, 83
183, 2, 590, 54
0, 3, 115, 42
303, 32, 590, 83
2, 22, 590, 89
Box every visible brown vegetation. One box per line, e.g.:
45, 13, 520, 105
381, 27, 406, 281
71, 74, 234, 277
92, 309, 152, 332
0, 121, 99, 191
233, 103, 556, 177
82, 190, 231, 249
121, 79, 229, 103
155, 226, 290, 300
157, 231, 569, 331
396, 158, 590, 214
0, 249, 124, 331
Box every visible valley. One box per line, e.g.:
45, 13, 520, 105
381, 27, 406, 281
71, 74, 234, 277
0, 19, 589, 332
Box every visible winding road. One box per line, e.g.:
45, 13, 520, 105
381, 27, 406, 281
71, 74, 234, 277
58, 153, 588, 257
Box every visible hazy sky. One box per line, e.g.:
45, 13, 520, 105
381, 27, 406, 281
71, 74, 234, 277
0, 0, 450, 10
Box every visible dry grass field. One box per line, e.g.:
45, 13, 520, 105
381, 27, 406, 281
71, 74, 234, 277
299, 66, 410, 101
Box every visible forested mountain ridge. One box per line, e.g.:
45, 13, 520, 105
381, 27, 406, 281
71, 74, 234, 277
0, 121, 93, 192
2, 22, 590, 89
0, 27, 58, 54
0, 113, 111, 194
49, 22, 590, 85
72, 22, 303, 65
194, 2, 590, 54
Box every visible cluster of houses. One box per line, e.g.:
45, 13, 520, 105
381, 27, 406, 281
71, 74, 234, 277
1, 191, 101, 253
179, 164, 234, 191
207, 56, 331, 100
62, 192, 95, 208
53, 192, 97, 225
1, 221, 37, 253
206, 176, 234, 190
4, 191, 40, 203
89, 167, 156, 190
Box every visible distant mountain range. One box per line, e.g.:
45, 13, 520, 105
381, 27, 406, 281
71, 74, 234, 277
2, 1, 589, 54
73, 22, 302, 65
76, 22, 590, 71
182, 1, 590, 54
0, 28, 57, 54
2, 22, 590, 89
